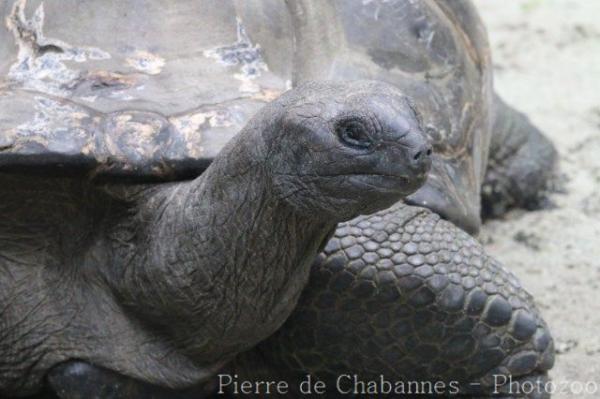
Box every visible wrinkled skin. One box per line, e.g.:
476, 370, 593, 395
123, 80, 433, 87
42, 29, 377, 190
36, 95, 557, 399
225, 97, 557, 399
0, 0, 559, 397
0, 81, 432, 397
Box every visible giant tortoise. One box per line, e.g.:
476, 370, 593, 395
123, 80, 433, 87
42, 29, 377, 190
0, 0, 557, 398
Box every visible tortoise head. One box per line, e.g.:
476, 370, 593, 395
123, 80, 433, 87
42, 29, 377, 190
265, 80, 432, 219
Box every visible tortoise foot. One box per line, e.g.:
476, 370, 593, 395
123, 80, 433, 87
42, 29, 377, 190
482, 94, 558, 219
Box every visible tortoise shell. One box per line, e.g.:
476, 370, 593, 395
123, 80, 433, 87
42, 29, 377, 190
0, 0, 492, 232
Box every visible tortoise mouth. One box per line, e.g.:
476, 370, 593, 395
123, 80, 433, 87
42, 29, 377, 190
351, 173, 408, 184
347, 173, 427, 193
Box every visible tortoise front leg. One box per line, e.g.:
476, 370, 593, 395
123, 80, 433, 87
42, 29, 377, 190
46, 361, 213, 399
482, 93, 558, 219
233, 203, 555, 398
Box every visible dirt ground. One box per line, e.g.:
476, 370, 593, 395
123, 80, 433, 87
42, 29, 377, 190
474, 0, 600, 396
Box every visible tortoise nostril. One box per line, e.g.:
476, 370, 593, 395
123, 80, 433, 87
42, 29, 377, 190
413, 146, 432, 161
409, 143, 433, 172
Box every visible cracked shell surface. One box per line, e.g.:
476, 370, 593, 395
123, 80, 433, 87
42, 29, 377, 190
1, 0, 491, 234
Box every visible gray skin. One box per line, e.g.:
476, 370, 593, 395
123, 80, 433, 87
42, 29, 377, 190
0, 0, 559, 398
225, 97, 557, 399
0, 81, 432, 397
38, 98, 558, 399
482, 94, 559, 218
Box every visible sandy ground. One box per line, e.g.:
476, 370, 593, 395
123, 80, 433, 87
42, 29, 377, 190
474, 0, 600, 396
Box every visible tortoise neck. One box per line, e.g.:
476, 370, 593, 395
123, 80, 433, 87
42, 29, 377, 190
117, 130, 334, 363
184, 144, 334, 343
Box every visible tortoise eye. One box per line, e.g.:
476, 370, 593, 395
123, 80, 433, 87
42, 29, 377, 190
336, 119, 372, 149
